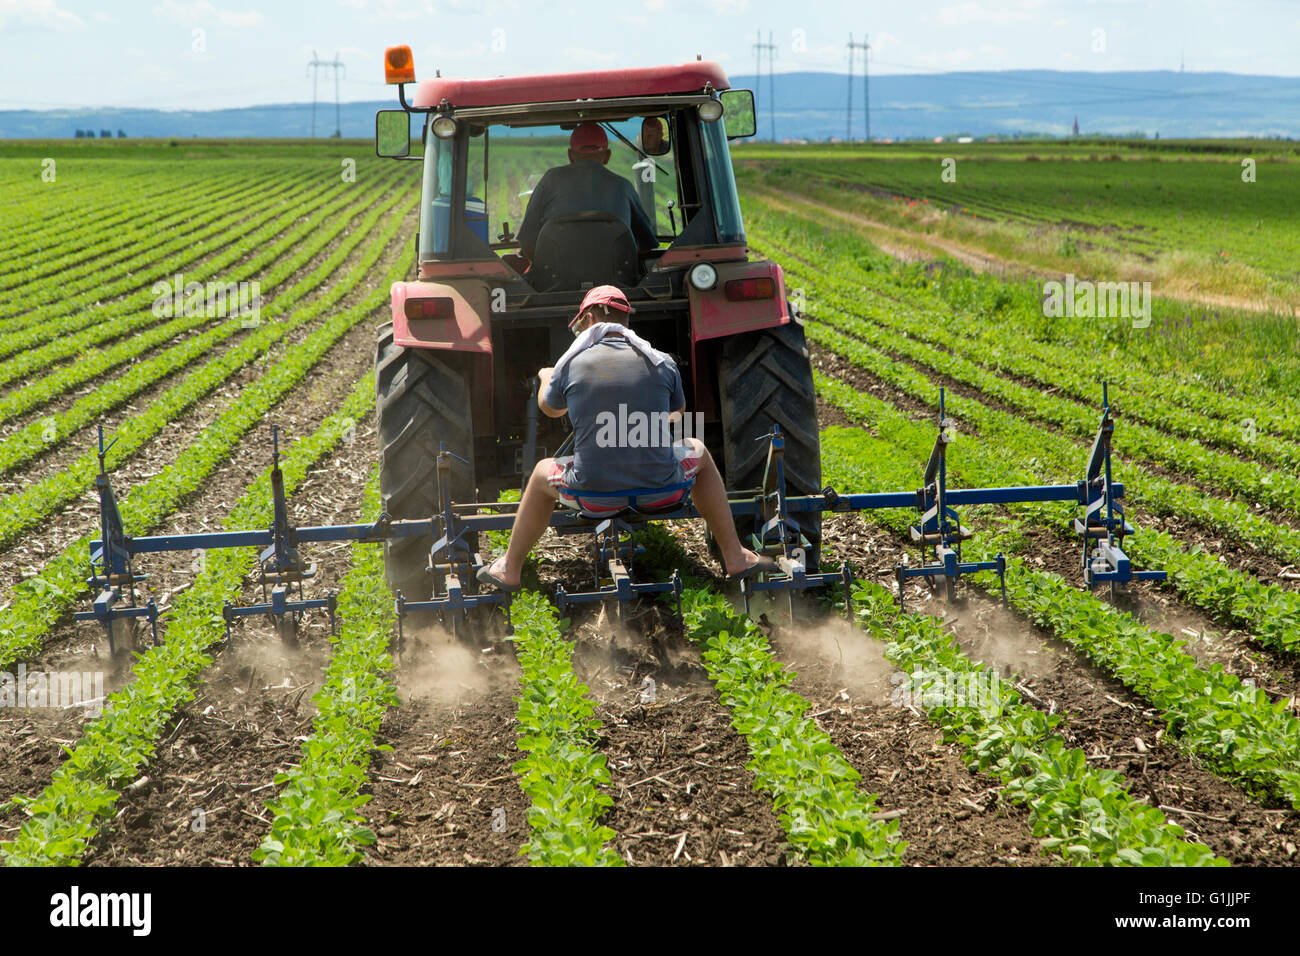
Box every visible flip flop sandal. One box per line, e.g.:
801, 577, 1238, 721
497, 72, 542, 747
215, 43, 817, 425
476, 561, 521, 592
725, 555, 780, 583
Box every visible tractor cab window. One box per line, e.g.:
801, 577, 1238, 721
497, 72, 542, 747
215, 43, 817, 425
700, 117, 745, 243
488, 119, 680, 246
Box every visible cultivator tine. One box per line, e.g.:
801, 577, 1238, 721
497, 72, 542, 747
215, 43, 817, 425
395, 591, 407, 651
1072, 384, 1166, 596
840, 561, 854, 621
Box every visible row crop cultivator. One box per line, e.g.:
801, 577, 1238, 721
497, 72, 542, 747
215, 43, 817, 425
77, 385, 1162, 650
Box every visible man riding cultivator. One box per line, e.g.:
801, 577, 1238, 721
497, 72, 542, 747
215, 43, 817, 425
476, 284, 777, 591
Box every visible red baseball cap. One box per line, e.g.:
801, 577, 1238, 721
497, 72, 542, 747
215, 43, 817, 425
571, 285, 632, 329
569, 122, 608, 153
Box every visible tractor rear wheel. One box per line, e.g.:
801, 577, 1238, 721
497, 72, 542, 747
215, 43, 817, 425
375, 322, 478, 602
718, 321, 822, 569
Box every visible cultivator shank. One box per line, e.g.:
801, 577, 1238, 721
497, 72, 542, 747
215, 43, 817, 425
75, 387, 1163, 646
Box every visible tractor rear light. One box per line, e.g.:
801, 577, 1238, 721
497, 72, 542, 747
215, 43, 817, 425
404, 296, 455, 320
723, 277, 776, 301
384, 45, 415, 85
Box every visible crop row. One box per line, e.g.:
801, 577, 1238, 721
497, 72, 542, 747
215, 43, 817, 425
759, 221, 1300, 571
509, 591, 623, 866
0, 167, 322, 328
255, 474, 399, 867
678, 587, 906, 866
816, 393, 1300, 809
0, 173, 251, 297
0, 383, 373, 865
765, 235, 1300, 518
810, 322, 1300, 659
0, 174, 352, 385
0, 186, 416, 550
0, 174, 404, 472
847, 579, 1225, 865
0, 229, 409, 671
0, 165, 190, 258
746, 195, 1300, 442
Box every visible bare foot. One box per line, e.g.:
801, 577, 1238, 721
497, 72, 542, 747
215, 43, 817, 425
723, 548, 766, 578
480, 555, 520, 589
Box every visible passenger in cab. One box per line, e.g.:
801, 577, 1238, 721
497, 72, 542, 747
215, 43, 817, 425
516, 122, 658, 262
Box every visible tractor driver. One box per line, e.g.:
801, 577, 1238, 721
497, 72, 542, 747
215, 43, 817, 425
476, 285, 776, 591
515, 122, 659, 263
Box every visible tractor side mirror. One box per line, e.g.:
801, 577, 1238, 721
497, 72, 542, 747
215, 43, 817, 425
640, 116, 670, 156
375, 110, 412, 158
719, 90, 756, 140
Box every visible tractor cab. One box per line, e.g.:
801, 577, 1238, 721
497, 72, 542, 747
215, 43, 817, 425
377, 53, 756, 298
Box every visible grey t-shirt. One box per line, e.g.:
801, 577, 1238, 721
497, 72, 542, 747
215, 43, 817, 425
518, 160, 658, 256
543, 334, 686, 491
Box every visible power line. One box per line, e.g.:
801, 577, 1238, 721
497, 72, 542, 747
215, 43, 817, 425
306, 50, 345, 138
753, 30, 777, 141
847, 33, 870, 141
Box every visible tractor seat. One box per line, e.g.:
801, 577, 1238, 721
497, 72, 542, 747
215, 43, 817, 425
529, 212, 641, 292
557, 480, 694, 522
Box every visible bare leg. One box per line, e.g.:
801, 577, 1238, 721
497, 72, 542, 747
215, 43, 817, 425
485, 459, 560, 588
688, 444, 764, 576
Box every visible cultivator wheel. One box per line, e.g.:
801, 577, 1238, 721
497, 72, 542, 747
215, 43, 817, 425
376, 321, 478, 603
719, 321, 822, 567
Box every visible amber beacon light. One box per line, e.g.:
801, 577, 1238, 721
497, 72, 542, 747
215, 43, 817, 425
384, 45, 415, 85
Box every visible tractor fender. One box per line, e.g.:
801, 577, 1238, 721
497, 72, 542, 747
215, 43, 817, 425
389, 279, 495, 437
686, 260, 790, 344
390, 279, 494, 354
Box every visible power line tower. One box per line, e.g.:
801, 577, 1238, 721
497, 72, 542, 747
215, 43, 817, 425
307, 50, 346, 138
847, 33, 871, 141
752, 30, 777, 141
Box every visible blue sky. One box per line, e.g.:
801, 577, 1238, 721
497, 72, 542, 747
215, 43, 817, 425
1, 0, 1298, 110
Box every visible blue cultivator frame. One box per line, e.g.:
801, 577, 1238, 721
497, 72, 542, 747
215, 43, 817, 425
76, 386, 1164, 650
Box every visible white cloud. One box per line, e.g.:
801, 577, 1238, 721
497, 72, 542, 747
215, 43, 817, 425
152, 0, 264, 27
0, 0, 84, 31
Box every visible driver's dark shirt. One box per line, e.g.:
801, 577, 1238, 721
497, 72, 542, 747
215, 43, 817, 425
518, 160, 658, 256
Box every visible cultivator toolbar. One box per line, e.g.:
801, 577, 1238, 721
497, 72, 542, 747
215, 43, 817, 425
77, 387, 1163, 650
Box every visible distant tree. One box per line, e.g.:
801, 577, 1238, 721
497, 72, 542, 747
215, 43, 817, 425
74, 129, 84, 138
117, 129, 127, 138
99, 129, 112, 138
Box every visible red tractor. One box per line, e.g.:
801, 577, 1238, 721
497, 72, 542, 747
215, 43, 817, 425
373, 46, 820, 600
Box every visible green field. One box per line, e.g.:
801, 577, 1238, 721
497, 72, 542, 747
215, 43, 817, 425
1, 138, 1298, 869
734, 138, 1300, 313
